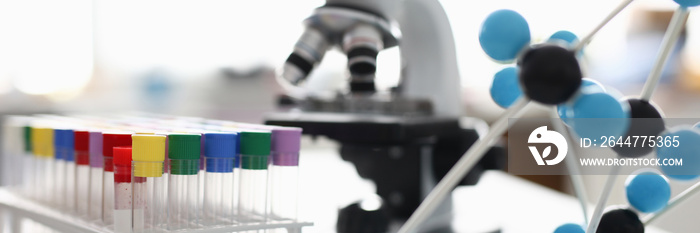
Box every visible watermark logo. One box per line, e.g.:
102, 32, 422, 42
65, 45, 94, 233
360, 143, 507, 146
528, 126, 568, 166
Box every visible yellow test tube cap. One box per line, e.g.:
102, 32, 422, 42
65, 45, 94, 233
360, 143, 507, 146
31, 128, 54, 157
132, 134, 166, 177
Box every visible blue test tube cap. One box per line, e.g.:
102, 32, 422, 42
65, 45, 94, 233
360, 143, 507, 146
204, 132, 237, 172
54, 129, 75, 161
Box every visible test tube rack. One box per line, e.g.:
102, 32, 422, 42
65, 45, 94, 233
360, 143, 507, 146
0, 187, 312, 233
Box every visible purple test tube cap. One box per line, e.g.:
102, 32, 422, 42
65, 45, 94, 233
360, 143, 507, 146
271, 127, 302, 166
89, 131, 103, 168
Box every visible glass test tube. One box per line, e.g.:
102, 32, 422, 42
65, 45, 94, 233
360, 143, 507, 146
269, 127, 302, 222
167, 134, 201, 230
64, 130, 77, 212
1, 119, 15, 190
233, 133, 241, 221
32, 128, 53, 204
75, 131, 91, 216
239, 131, 271, 225
198, 136, 205, 224
113, 147, 134, 233
53, 129, 71, 210
132, 134, 167, 233
203, 132, 237, 225
23, 126, 34, 198
3, 119, 26, 194
102, 132, 133, 226
88, 131, 103, 221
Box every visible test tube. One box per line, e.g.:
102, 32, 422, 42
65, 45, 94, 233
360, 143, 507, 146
32, 127, 53, 204
102, 132, 133, 226
132, 134, 167, 232
22, 126, 34, 198
239, 131, 271, 225
64, 129, 77, 212
53, 129, 72, 210
233, 132, 241, 221
203, 132, 236, 225
269, 127, 302, 222
167, 134, 201, 230
74, 131, 90, 216
1, 118, 17, 190
88, 131, 103, 221
113, 147, 133, 233
198, 136, 205, 224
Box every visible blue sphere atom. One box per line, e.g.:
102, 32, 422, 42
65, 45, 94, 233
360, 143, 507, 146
554, 223, 584, 233
570, 91, 629, 139
490, 67, 522, 108
579, 78, 605, 93
657, 128, 700, 180
673, 0, 700, 7
625, 171, 671, 213
549, 30, 579, 46
557, 78, 606, 120
479, 9, 531, 62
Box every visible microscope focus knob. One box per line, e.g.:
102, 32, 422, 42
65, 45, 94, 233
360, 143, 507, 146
519, 44, 582, 105
337, 197, 390, 233
612, 99, 665, 158
625, 172, 671, 213
596, 208, 644, 233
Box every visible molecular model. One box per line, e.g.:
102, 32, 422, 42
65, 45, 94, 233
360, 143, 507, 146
398, 1, 700, 233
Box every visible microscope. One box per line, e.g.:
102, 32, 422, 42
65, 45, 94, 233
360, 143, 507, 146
265, 0, 504, 232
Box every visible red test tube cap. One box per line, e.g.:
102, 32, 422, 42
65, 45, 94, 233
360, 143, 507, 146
103, 133, 132, 157
114, 147, 133, 166
75, 131, 90, 165
113, 147, 133, 183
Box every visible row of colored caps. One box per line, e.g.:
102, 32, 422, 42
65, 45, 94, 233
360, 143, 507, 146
25, 125, 302, 169
109, 131, 289, 174
96, 130, 299, 160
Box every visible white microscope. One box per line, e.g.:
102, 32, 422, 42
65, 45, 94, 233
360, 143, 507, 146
267, 0, 503, 232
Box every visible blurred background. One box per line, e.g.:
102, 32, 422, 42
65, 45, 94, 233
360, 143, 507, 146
1, 0, 700, 232
2, 0, 699, 120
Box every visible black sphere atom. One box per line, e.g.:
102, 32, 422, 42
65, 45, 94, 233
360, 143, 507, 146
519, 44, 582, 105
612, 99, 665, 158
596, 208, 644, 233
